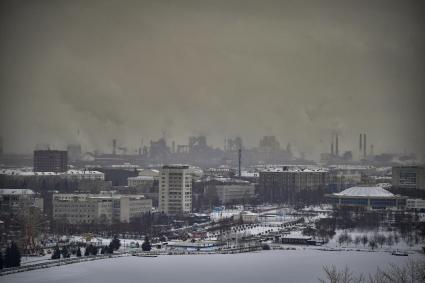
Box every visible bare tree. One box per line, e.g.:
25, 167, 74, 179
393, 233, 400, 245
354, 236, 361, 247
361, 235, 368, 247
368, 239, 377, 250
320, 259, 425, 283
319, 265, 365, 283
386, 234, 394, 248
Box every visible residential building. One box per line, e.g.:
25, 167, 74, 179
158, 165, 192, 214
203, 178, 255, 204
34, 150, 68, 172
128, 176, 155, 188
52, 193, 152, 224
0, 188, 44, 215
392, 166, 425, 190
406, 199, 425, 211
258, 167, 329, 202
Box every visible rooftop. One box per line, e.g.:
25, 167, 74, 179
333, 186, 394, 198
0, 188, 35, 195
261, 167, 328, 173
0, 169, 104, 176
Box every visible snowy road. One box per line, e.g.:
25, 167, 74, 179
3, 249, 424, 283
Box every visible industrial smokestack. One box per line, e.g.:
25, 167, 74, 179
331, 138, 334, 156
359, 134, 362, 151
335, 133, 339, 156
238, 148, 242, 177
363, 134, 367, 158
112, 139, 116, 155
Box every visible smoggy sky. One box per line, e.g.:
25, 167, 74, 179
1, 0, 424, 159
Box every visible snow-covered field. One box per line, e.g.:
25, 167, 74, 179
5, 250, 424, 283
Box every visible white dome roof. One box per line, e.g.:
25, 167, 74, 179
334, 186, 394, 197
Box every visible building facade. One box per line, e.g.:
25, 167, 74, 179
203, 178, 255, 204
392, 166, 425, 190
158, 165, 192, 214
326, 186, 407, 210
259, 167, 329, 202
34, 150, 68, 172
406, 198, 425, 211
0, 189, 44, 215
52, 193, 152, 224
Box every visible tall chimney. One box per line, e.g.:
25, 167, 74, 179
238, 148, 242, 177
335, 133, 339, 156
331, 138, 334, 156
363, 134, 366, 158
359, 134, 362, 151
112, 139, 116, 155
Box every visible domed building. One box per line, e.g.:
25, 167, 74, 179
326, 186, 407, 210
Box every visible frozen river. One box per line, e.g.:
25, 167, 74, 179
4, 249, 424, 283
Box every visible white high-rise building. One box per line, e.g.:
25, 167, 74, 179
159, 165, 192, 214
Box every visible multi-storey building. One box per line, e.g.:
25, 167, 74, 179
392, 166, 425, 190
127, 176, 155, 188
158, 165, 192, 214
34, 150, 68, 172
52, 193, 152, 224
203, 178, 255, 204
0, 189, 44, 215
406, 198, 425, 211
0, 169, 104, 180
258, 167, 329, 202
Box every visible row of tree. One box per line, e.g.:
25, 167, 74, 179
0, 242, 21, 269
51, 236, 122, 260
337, 231, 405, 249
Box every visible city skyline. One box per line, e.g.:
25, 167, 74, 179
1, 0, 424, 158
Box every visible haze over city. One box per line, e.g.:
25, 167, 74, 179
0, 1, 425, 283
1, 0, 424, 159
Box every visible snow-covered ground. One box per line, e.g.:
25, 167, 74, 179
5, 250, 424, 283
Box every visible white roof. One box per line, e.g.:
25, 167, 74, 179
0, 169, 103, 176
334, 186, 394, 197
0, 188, 35, 195
128, 176, 154, 181
261, 167, 328, 173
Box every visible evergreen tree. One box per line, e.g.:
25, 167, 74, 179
109, 236, 121, 251
51, 246, 61, 260
61, 246, 70, 258
5, 242, 21, 267
142, 236, 152, 251
84, 246, 90, 256
76, 248, 82, 257
92, 246, 98, 255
